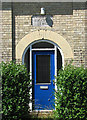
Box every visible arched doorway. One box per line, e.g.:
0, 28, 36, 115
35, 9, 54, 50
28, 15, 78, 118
22, 39, 63, 111
16, 30, 74, 111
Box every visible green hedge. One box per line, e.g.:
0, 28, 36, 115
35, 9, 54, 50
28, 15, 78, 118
54, 64, 87, 120
1, 61, 31, 120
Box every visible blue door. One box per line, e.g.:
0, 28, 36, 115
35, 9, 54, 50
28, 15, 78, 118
33, 51, 55, 110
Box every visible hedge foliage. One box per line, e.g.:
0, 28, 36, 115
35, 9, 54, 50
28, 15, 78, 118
1, 61, 31, 120
54, 64, 87, 120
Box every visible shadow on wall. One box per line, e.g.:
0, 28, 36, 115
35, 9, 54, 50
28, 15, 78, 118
46, 16, 53, 27
2, 2, 87, 15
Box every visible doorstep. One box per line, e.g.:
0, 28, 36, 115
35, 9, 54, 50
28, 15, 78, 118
29, 110, 53, 119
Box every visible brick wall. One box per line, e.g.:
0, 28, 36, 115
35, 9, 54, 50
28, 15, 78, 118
0, 2, 2, 63
2, 3, 12, 62
1, 2, 87, 67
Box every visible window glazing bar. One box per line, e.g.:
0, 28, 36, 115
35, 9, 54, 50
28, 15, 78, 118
32, 48, 55, 51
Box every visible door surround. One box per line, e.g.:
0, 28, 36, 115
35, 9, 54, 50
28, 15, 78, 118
22, 39, 63, 111
16, 30, 74, 61
33, 51, 55, 110
16, 30, 74, 111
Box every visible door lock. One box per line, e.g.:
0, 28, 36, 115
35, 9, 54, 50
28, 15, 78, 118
51, 79, 55, 85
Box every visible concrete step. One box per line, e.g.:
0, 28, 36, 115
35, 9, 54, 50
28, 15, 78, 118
29, 110, 54, 119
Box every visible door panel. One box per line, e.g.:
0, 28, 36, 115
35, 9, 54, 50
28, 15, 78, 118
33, 51, 55, 110
36, 55, 50, 83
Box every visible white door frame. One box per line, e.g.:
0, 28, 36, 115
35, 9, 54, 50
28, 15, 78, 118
22, 39, 64, 111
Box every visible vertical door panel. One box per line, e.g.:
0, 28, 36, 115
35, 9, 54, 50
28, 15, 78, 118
33, 51, 55, 110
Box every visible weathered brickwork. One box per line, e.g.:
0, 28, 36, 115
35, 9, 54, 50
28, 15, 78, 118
1, 3, 12, 62
73, 10, 86, 67
0, 2, 2, 63
1, 2, 87, 67
85, 10, 87, 68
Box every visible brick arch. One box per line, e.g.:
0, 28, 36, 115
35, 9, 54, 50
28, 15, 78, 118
16, 30, 74, 60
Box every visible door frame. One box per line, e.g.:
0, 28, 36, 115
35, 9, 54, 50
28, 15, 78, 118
22, 39, 64, 111
33, 51, 55, 110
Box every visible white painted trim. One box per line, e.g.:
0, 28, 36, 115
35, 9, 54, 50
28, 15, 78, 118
30, 46, 32, 79
32, 48, 55, 51
55, 46, 57, 110
22, 39, 64, 112
32, 110, 53, 112
29, 46, 32, 111
55, 46, 57, 90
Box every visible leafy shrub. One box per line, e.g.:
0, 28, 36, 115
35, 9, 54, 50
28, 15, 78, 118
54, 64, 87, 120
1, 61, 31, 120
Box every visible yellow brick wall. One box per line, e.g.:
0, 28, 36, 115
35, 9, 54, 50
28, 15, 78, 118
1, 2, 87, 67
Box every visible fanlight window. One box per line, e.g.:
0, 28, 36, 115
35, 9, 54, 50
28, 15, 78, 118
32, 42, 54, 48
24, 40, 62, 74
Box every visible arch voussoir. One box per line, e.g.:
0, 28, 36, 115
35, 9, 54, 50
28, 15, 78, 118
16, 30, 74, 61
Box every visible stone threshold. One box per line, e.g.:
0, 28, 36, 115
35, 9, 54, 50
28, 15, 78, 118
29, 110, 54, 119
